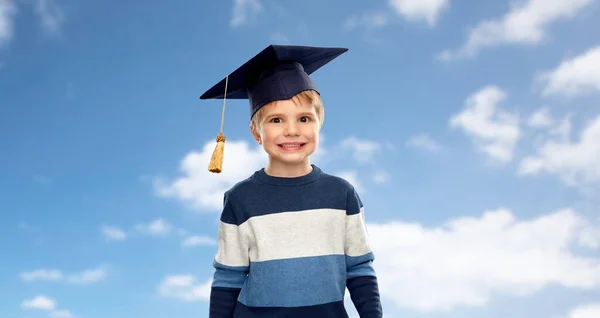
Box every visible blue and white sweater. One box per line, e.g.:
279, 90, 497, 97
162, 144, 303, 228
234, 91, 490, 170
209, 165, 382, 318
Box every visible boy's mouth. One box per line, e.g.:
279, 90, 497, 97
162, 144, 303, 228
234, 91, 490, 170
278, 142, 306, 151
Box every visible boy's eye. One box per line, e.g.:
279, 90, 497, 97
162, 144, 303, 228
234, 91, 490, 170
299, 116, 311, 122
270, 117, 282, 123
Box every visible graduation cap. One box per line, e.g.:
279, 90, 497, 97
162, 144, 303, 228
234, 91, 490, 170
200, 44, 349, 173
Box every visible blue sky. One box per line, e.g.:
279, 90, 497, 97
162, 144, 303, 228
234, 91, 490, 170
2, 0, 600, 317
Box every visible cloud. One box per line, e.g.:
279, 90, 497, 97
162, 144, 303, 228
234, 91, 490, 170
372, 170, 390, 184
0, 0, 17, 48
538, 45, 600, 97
154, 139, 268, 211
367, 207, 600, 312
20, 267, 107, 284
157, 275, 212, 301
388, 0, 449, 26
181, 235, 216, 247
230, 0, 261, 27
100, 225, 127, 241
565, 303, 600, 318
20, 269, 62, 282
134, 218, 173, 237
21, 295, 74, 317
527, 107, 555, 128
519, 113, 600, 187
438, 0, 594, 60
21, 295, 56, 310
50, 310, 74, 318
449, 85, 521, 164
340, 136, 387, 163
406, 134, 442, 152
343, 12, 389, 31
33, 0, 64, 35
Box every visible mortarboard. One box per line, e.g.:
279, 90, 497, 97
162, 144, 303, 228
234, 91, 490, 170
200, 44, 349, 173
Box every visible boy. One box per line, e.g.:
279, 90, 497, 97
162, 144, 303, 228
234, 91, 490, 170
200, 45, 382, 318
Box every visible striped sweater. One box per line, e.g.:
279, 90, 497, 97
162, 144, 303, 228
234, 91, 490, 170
209, 165, 382, 318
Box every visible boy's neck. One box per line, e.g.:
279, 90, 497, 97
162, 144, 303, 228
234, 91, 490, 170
264, 160, 313, 178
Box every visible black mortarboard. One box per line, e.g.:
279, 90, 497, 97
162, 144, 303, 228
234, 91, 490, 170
200, 44, 348, 119
201, 44, 348, 174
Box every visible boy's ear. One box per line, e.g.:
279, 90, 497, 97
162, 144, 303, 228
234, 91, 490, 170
249, 124, 262, 144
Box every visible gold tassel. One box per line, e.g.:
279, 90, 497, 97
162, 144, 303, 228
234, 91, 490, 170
208, 75, 229, 173
208, 133, 226, 173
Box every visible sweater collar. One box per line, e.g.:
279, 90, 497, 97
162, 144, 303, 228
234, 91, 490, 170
254, 164, 322, 186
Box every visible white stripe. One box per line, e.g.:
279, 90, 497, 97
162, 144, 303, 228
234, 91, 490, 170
215, 222, 250, 267
345, 208, 372, 257
239, 208, 347, 262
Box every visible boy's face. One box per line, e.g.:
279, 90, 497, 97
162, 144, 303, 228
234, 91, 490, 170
251, 97, 320, 168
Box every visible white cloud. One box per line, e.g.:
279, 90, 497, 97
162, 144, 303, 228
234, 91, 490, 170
449, 85, 521, 164
527, 107, 555, 128
438, 0, 594, 60
406, 134, 442, 152
181, 235, 216, 247
20, 269, 62, 282
230, 0, 261, 27
21, 295, 56, 310
372, 170, 390, 184
566, 303, 600, 318
154, 139, 268, 212
157, 275, 212, 302
0, 0, 17, 48
134, 218, 172, 237
343, 12, 389, 31
388, 0, 449, 26
65, 267, 107, 284
33, 0, 64, 34
50, 310, 74, 318
100, 225, 127, 241
340, 136, 386, 163
538, 46, 600, 97
367, 207, 600, 312
20, 267, 106, 284
519, 113, 600, 187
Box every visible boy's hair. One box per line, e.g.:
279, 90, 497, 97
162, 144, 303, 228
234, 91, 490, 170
250, 90, 324, 131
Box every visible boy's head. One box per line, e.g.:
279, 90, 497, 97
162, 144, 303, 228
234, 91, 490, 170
249, 89, 324, 164
200, 44, 347, 172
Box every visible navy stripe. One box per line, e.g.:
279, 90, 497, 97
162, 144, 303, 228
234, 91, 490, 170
238, 255, 346, 307
209, 287, 241, 318
346, 276, 382, 318
221, 167, 361, 225
233, 300, 349, 318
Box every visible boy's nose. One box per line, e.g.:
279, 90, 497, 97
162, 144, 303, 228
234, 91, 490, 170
284, 122, 300, 136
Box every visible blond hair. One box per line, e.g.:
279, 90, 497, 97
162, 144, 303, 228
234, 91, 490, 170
250, 90, 324, 131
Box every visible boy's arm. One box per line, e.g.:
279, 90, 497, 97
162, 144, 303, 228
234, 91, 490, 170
209, 191, 250, 318
345, 185, 383, 318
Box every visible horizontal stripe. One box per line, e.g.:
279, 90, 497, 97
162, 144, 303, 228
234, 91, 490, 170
221, 168, 361, 225
233, 300, 349, 318
346, 252, 376, 279
215, 222, 250, 267
240, 208, 346, 262
238, 255, 346, 307
345, 208, 372, 257
212, 260, 249, 289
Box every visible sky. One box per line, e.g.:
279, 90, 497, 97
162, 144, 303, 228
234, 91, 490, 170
1, 0, 600, 317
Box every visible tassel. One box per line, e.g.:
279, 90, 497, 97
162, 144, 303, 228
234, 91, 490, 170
208, 133, 226, 173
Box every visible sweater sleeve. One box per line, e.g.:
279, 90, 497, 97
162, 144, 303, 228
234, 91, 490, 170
345, 185, 383, 318
209, 191, 250, 318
